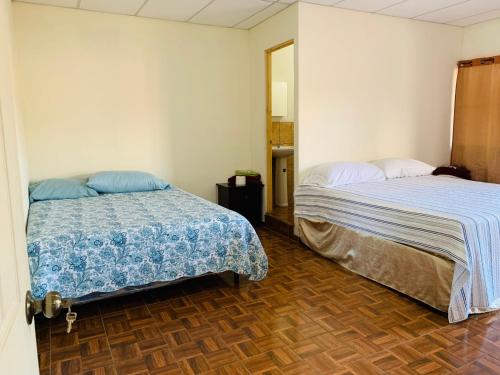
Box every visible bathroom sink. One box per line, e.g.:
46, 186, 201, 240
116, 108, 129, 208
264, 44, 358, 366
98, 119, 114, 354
272, 145, 294, 157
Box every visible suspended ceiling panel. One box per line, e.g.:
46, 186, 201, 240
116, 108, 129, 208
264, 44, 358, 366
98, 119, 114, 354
13, 0, 500, 29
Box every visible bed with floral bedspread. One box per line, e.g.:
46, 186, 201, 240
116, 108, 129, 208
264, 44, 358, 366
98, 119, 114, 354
26, 186, 268, 300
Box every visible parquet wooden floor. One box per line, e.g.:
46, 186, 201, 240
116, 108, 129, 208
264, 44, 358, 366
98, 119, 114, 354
36, 228, 500, 375
265, 207, 294, 237
266, 207, 294, 226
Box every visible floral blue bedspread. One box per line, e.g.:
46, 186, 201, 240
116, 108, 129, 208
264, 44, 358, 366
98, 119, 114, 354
26, 187, 268, 300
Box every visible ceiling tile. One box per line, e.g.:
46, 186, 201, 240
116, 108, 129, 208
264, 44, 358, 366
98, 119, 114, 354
15, 0, 77, 7
379, 0, 467, 18
235, 2, 288, 29
79, 0, 144, 16
416, 0, 500, 23
450, 8, 500, 25
190, 0, 271, 27
138, 0, 212, 22
334, 0, 404, 12
15, 0, 500, 29
300, 0, 341, 5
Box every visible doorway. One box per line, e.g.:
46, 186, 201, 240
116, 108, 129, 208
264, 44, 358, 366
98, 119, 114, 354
265, 40, 295, 235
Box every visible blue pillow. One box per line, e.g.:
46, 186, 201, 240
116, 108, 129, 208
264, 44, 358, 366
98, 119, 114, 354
29, 178, 99, 202
87, 171, 169, 194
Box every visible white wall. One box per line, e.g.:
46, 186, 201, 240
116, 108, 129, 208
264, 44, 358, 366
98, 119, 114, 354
13, 1, 473, 205
297, 3, 463, 176
249, 4, 298, 211
272, 44, 294, 122
462, 18, 500, 59
13, 3, 251, 202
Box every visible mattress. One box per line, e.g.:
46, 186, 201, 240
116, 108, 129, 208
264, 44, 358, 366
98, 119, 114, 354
27, 187, 268, 300
295, 175, 500, 322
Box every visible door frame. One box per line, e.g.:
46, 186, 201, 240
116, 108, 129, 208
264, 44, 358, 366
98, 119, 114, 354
265, 39, 294, 213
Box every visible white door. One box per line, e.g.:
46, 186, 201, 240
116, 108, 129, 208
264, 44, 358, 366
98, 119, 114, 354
0, 107, 39, 374
0, 0, 39, 373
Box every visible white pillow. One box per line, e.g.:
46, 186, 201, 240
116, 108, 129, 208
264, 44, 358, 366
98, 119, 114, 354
370, 158, 435, 179
302, 162, 385, 188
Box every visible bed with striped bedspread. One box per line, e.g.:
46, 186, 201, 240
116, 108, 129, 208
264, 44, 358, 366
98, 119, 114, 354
295, 175, 500, 323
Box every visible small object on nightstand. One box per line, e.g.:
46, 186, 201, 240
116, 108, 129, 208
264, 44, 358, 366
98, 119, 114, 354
217, 183, 263, 227
432, 165, 471, 180
235, 176, 246, 186
227, 171, 262, 186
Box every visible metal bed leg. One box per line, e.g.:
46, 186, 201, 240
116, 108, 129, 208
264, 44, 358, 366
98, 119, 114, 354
233, 272, 240, 287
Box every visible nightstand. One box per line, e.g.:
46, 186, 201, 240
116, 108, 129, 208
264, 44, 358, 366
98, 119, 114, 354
216, 183, 263, 227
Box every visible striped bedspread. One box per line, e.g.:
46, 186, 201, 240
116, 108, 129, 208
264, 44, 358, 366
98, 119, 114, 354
295, 175, 500, 323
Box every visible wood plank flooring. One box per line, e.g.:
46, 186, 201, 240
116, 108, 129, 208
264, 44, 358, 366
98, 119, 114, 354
35, 228, 500, 374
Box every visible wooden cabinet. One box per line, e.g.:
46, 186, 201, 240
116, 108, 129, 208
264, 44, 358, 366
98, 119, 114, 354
216, 183, 263, 226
